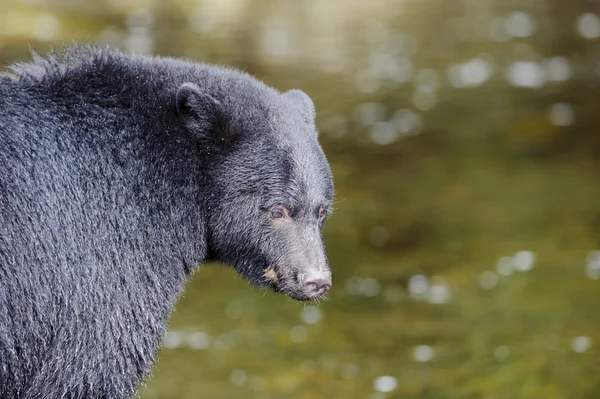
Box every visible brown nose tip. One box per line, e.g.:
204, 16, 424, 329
303, 278, 332, 297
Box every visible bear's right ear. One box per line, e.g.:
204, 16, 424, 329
285, 89, 316, 122
176, 82, 227, 138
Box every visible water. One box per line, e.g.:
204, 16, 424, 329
1, 0, 600, 398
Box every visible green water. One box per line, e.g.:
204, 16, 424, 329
1, 1, 599, 398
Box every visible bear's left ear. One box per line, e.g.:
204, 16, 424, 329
176, 82, 229, 139
285, 89, 316, 122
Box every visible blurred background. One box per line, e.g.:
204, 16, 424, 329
2, 0, 600, 398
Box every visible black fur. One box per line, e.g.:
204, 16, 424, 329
0, 46, 334, 398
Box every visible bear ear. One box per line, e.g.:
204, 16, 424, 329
285, 89, 316, 121
176, 82, 228, 139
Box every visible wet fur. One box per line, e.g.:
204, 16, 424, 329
0, 46, 333, 398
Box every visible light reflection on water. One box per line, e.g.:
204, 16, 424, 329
2, 1, 600, 398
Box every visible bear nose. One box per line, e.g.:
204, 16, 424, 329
301, 271, 332, 297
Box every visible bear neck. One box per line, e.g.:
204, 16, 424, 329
29, 51, 215, 276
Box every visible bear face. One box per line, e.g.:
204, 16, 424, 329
176, 82, 334, 301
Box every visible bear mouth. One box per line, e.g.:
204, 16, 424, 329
262, 266, 285, 293
263, 266, 279, 285
261, 266, 326, 302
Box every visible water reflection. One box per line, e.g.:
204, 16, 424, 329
577, 13, 600, 39
412, 345, 435, 362
1, 0, 600, 398
586, 251, 600, 280
373, 375, 398, 393
571, 336, 592, 353
448, 57, 493, 87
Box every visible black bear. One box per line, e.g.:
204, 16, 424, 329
0, 46, 334, 398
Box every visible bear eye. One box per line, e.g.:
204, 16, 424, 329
270, 209, 284, 219
269, 207, 288, 220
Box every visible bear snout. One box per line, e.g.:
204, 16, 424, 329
296, 270, 332, 299
262, 266, 332, 300
300, 272, 331, 298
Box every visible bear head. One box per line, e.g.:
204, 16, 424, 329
176, 78, 334, 301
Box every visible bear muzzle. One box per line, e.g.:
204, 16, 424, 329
263, 265, 332, 301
